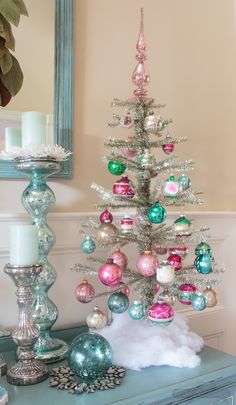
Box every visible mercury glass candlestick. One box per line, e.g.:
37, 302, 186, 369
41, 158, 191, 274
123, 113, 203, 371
14, 158, 68, 363
4, 264, 48, 385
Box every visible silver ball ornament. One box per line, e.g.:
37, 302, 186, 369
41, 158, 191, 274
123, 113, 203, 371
86, 306, 108, 330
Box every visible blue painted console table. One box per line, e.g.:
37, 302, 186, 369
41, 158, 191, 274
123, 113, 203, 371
0, 326, 236, 404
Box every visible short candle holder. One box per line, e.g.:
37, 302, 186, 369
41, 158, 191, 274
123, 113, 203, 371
4, 264, 48, 385
14, 157, 68, 363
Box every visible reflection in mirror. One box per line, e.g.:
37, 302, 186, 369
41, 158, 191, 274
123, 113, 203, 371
0, 0, 73, 178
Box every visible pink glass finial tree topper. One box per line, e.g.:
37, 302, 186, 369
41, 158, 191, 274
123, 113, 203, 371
132, 8, 150, 99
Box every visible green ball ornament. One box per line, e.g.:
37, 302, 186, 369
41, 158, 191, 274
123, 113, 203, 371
108, 292, 129, 313
80, 236, 96, 254
194, 254, 213, 274
195, 242, 213, 256
108, 161, 126, 176
68, 332, 112, 382
147, 202, 166, 224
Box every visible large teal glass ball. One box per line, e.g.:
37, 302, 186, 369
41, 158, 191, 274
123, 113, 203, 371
147, 203, 166, 224
194, 254, 212, 274
108, 161, 126, 176
108, 292, 129, 313
68, 332, 112, 382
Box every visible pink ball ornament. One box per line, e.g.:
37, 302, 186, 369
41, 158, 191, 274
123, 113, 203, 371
167, 254, 182, 271
152, 244, 168, 255
147, 301, 174, 325
178, 283, 197, 305
75, 280, 95, 304
120, 282, 130, 296
136, 251, 158, 277
121, 136, 136, 158
113, 176, 135, 198
99, 209, 113, 224
109, 248, 128, 271
98, 258, 122, 287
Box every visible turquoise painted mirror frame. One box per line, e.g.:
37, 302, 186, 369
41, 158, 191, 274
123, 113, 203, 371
0, 0, 73, 179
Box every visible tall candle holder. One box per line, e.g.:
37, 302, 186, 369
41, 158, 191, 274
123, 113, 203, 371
14, 158, 68, 363
4, 264, 48, 385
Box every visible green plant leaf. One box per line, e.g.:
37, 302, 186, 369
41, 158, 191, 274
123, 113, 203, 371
0, 48, 13, 74
0, 54, 23, 96
0, 14, 15, 50
0, 37, 7, 57
0, 0, 28, 27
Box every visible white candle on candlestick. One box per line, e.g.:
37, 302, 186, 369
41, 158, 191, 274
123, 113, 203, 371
10, 225, 39, 266
21, 111, 46, 147
5, 127, 21, 152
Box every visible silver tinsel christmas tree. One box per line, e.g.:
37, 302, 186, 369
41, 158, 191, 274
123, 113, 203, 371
73, 9, 222, 328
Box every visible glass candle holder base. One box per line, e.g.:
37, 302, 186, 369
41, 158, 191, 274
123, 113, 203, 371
7, 358, 48, 386
34, 338, 68, 364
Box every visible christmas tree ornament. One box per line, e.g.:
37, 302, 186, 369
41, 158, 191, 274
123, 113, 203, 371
128, 300, 144, 320
98, 258, 122, 287
194, 254, 213, 274
162, 175, 182, 197
167, 254, 182, 271
80, 236, 96, 254
173, 215, 192, 237
158, 288, 176, 306
113, 176, 135, 198
86, 306, 108, 330
156, 259, 175, 286
75, 280, 95, 304
120, 112, 133, 128
147, 202, 166, 224
152, 282, 161, 295
108, 292, 129, 313
178, 283, 197, 305
120, 215, 134, 233
192, 292, 207, 311
195, 241, 213, 256
178, 174, 191, 191
147, 301, 174, 325
162, 135, 175, 154
144, 114, 161, 135
203, 286, 217, 308
108, 160, 126, 176
120, 282, 130, 296
169, 245, 189, 259
96, 222, 117, 242
131, 7, 150, 99
99, 209, 113, 224
136, 251, 158, 277
68, 332, 112, 383
152, 244, 168, 255
109, 248, 128, 271
121, 136, 136, 158
137, 149, 154, 168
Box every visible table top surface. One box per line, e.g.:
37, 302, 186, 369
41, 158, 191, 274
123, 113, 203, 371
1, 345, 236, 405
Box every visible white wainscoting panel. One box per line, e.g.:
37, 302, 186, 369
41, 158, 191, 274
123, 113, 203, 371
0, 211, 235, 356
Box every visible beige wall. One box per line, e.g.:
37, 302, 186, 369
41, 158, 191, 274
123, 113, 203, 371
0, 0, 236, 212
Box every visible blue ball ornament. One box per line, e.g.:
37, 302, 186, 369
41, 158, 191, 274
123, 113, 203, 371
194, 254, 212, 274
108, 292, 129, 313
147, 202, 166, 224
192, 292, 207, 311
81, 236, 96, 254
195, 242, 212, 256
68, 332, 112, 382
128, 300, 144, 320
178, 174, 191, 190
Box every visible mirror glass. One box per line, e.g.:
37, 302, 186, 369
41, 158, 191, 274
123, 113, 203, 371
0, 0, 73, 178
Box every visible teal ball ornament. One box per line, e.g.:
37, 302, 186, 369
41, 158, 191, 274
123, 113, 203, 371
68, 332, 112, 382
195, 242, 212, 257
108, 292, 129, 313
192, 292, 207, 311
178, 174, 191, 190
194, 254, 213, 274
128, 300, 144, 320
147, 202, 166, 224
80, 236, 96, 254
108, 161, 126, 176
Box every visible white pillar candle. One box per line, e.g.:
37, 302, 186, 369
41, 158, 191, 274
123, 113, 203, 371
5, 127, 21, 152
10, 225, 39, 266
21, 111, 46, 147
